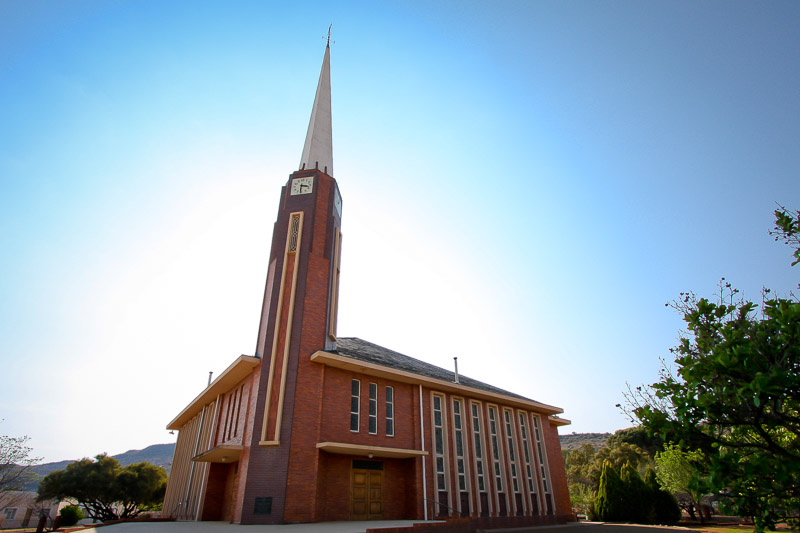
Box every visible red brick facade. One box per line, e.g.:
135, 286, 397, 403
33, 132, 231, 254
162, 166, 574, 525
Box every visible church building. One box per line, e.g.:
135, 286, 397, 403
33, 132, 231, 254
162, 40, 573, 526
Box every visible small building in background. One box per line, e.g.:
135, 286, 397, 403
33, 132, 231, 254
0, 492, 65, 530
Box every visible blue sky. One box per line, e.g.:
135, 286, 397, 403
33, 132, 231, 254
1, 1, 798, 463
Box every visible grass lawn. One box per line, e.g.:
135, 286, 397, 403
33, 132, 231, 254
696, 526, 757, 533
694, 525, 797, 533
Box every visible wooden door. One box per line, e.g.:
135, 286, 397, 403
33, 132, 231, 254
351, 468, 383, 520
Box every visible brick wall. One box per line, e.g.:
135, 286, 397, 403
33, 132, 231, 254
543, 420, 571, 515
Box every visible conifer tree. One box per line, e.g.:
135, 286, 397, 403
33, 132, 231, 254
620, 461, 651, 523
594, 461, 625, 522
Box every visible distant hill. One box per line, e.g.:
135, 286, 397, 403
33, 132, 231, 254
559, 432, 611, 451
24, 435, 611, 491
23, 443, 176, 491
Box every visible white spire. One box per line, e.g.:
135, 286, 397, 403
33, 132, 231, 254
299, 42, 333, 176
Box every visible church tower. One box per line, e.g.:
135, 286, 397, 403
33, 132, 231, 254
234, 40, 343, 524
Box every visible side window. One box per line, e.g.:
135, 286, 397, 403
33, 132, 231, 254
350, 379, 360, 432
368, 383, 378, 434
385, 386, 394, 436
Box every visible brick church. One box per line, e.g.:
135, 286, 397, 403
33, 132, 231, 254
162, 39, 573, 525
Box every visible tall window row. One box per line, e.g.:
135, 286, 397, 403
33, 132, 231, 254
428, 394, 554, 518
487, 406, 507, 516
504, 409, 523, 515
532, 414, 554, 514
518, 412, 540, 514
350, 379, 395, 437
223, 384, 245, 442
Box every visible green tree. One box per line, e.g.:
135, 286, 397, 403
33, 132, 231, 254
772, 205, 800, 267
644, 467, 681, 525
115, 461, 167, 515
591, 441, 649, 487
563, 443, 597, 489
37, 454, 167, 521
568, 482, 595, 516
564, 430, 651, 495
607, 426, 664, 459
625, 207, 800, 531
654, 444, 708, 523
594, 461, 625, 522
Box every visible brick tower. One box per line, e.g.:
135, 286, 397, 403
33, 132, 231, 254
233, 39, 343, 524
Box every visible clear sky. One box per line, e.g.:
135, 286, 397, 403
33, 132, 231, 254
1, 1, 798, 463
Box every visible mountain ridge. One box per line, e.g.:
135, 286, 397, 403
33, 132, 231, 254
23, 443, 176, 491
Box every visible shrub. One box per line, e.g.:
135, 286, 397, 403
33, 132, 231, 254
645, 466, 681, 525
59, 505, 84, 527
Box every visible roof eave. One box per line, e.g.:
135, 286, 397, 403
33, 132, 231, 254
167, 355, 260, 430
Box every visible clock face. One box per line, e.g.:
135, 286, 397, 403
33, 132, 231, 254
290, 176, 314, 195
333, 186, 342, 215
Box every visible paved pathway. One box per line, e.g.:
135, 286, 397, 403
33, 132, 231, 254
482, 524, 702, 533
100, 521, 704, 533
100, 520, 433, 533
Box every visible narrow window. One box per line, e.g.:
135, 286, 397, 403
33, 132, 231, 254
488, 407, 503, 492
368, 382, 378, 434
288, 213, 301, 252
488, 405, 507, 515
328, 228, 342, 340
471, 403, 487, 493
385, 386, 394, 436
519, 412, 540, 514
453, 399, 470, 516
432, 393, 449, 516
350, 379, 360, 432
232, 385, 243, 438
224, 390, 234, 440
453, 400, 467, 492
471, 402, 489, 517
504, 409, 521, 495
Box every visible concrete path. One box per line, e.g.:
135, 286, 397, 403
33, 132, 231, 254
482, 524, 702, 533
99, 521, 704, 533
100, 520, 435, 533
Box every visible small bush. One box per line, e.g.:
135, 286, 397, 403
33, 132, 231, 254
645, 466, 681, 524
59, 505, 84, 527
652, 490, 681, 525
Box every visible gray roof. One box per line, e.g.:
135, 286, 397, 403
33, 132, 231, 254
334, 337, 534, 403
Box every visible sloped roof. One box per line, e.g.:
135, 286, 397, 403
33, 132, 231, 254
334, 337, 534, 403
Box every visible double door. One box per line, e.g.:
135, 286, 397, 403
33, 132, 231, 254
351, 467, 383, 520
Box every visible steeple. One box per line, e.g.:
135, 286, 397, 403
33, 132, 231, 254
299, 39, 333, 176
